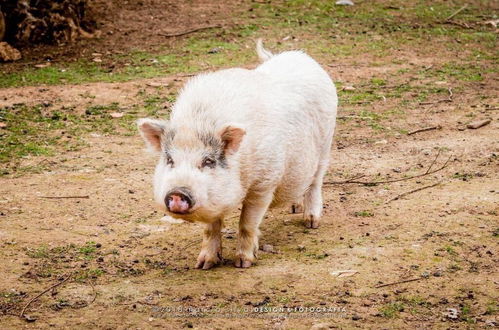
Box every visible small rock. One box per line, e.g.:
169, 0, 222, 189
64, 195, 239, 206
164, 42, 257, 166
208, 47, 222, 54
146, 82, 165, 87
0, 42, 21, 62
352, 315, 361, 321
445, 308, 459, 320
297, 245, 306, 251
93, 58, 103, 63
342, 85, 356, 91
261, 244, 274, 253
467, 119, 491, 129
336, 0, 354, 5
310, 323, 330, 330
110, 112, 124, 118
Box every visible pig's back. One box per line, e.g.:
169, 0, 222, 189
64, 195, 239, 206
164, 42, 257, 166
172, 59, 336, 203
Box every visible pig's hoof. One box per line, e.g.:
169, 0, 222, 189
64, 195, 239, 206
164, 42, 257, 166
305, 216, 320, 229
195, 251, 221, 270
234, 257, 253, 268
290, 204, 303, 214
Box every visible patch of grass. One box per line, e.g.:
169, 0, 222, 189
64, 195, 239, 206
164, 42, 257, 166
78, 241, 98, 259
444, 245, 458, 256
379, 302, 405, 318
0, 103, 140, 175
354, 210, 374, 217
452, 172, 474, 181
0, 0, 495, 90
485, 301, 498, 315
75, 268, 105, 282
26, 246, 50, 258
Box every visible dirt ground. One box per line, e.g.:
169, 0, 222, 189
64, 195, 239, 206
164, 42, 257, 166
1, 0, 498, 329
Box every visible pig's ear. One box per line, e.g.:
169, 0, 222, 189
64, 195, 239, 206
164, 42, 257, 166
218, 125, 246, 155
137, 118, 168, 152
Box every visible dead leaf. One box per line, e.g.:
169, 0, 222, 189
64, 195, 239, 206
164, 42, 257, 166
330, 270, 359, 278
110, 112, 124, 118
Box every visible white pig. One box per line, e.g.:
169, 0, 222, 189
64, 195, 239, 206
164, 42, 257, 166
138, 39, 337, 269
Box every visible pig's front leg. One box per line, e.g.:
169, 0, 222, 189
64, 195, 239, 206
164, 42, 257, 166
235, 191, 273, 268
195, 219, 222, 270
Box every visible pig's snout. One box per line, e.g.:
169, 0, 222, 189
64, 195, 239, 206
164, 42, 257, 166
165, 188, 194, 214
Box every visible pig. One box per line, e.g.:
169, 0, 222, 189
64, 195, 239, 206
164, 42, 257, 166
137, 39, 337, 269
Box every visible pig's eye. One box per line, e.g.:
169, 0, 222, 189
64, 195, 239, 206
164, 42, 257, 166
201, 157, 216, 168
165, 153, 174, 166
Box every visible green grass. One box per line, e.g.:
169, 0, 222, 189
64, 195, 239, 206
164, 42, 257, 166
354, 210, 374, 217
380, 302, 405, 318
0, 103, 140, 175
1, 1, 496, 88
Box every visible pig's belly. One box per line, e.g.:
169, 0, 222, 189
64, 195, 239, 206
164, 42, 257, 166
270, 155, 319, 207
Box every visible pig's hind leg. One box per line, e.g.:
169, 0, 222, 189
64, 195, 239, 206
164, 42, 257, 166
195, 219, 223, 270
235, 190, 274, 268
303, 158, 329, 229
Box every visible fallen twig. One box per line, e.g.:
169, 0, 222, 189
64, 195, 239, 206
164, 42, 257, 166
408, 125, 442, 135
160, 24, 222, 38
445, 4, 468, 21
327, 174, 366, 184
443, 20, 472, 29
425, 149, 442, 174
40, 195, 89, 199
419, 87, 453, 105
325, 154, 451, 185
384, 181, 442, 204
467, 119, 491, 129
20, 273, 73, 319
374, 277, 424, 288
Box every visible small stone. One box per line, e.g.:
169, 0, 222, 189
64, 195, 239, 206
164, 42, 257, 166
433, 270, 443, 277
336, 0, 354, 5
310, 323, 330, 330
261, 244, 274, 253
342, 85, 356, 91
445, 308, 459, 320
352, 315, 361, 320
297, 245, 306, 251
208, 47, 222, 54
0, 42, 21, 62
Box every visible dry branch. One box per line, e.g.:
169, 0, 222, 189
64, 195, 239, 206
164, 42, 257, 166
408, 125, 442, 135
445, 5, 468, 21
20, 273, 73, 319
374, 277, 424, 288
40, 195, 89, 199
419, 88, 453, 105
384, 181, 442, 204
325, 153, 451, 185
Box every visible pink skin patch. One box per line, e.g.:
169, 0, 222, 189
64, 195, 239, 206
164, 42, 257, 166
168, 195, 190, 214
